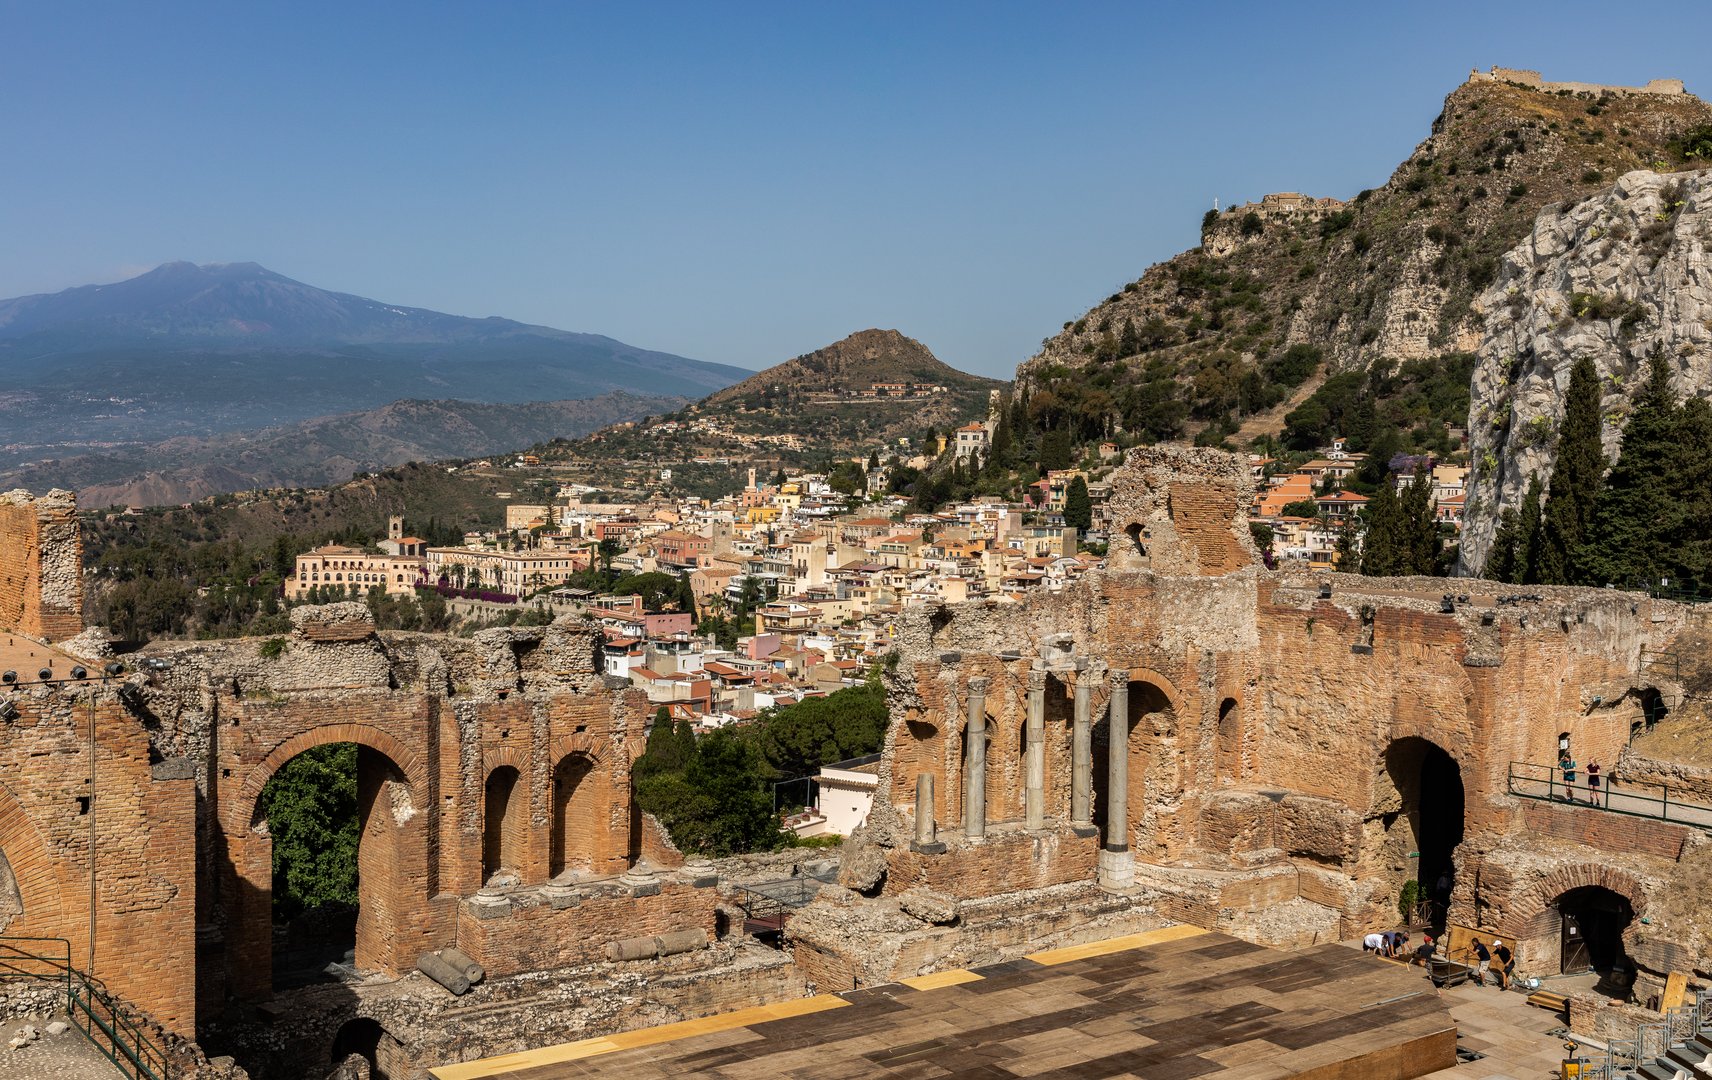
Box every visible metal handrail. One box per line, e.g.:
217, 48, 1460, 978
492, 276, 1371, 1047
0, 937, 170, 1080
1506, 760, 1712, 832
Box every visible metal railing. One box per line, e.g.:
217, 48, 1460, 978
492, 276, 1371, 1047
1507, 761, 1712, 832
0, 937, 170, 1080
1598, 987, 1712, 1079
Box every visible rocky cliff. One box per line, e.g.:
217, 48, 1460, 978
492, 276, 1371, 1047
1459, 169, 1712, 574
1010, 73, 1712, 447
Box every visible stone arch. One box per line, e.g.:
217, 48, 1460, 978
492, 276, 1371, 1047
330, 1017, 407, 1080
232, 723, 426, 834
227, 728, 422, 1000
0, 780, 67, 934
1376, 737, 1465, 930
1119, 668, 1183, 715
1508, 864, 1649, 928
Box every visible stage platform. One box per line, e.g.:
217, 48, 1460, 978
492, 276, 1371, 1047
430, 925, 1457, 1080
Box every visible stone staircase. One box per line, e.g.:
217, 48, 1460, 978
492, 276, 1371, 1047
1604, 989, 1712, 1079
1632, 1031, 1712, 1079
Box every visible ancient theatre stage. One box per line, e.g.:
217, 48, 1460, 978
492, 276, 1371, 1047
430, 927, 1456, 1080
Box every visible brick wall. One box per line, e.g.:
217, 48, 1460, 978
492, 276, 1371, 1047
0, 490, 83, 642
1519, 800, 1688, 861
455, 882, 716, 977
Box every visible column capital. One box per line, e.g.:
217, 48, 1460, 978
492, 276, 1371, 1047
1108, 669, 1130, 690
966, 675, 990, 693
1026, 671, 1048, 692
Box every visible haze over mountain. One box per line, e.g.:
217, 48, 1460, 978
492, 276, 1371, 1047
0, 262, 748, 465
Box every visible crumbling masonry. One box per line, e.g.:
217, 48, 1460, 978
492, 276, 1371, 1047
0, 452, 1709, 1078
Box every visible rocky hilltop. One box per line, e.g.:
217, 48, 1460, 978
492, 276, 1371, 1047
1459, 168, 1712, 572
705, 328, 992, 405
1011, 72, 1712, 447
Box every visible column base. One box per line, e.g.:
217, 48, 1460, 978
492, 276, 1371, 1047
910, 840, 948, 855
1097, 847, 1135, 890
1070, 824, 1100, 838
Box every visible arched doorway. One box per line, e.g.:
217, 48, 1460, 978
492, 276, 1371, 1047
1215, 697, 1241, 782
254, 743, 413, 990
1557, 885, 1635, 987
550, 754, 597, 879
1091, 680, 1171, 838
482, 766, 525, 883
1382, 737, 1465, 928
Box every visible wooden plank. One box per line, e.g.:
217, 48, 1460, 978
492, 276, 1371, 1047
1661, 970, 1689, 1012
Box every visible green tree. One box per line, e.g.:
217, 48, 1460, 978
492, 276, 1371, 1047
1397, 471, 1440, 574
1483, 507, 1523, 582
750, 683, 888, 781
1359, 482, 1401, 576
1536, 356, 1605, 584
1280, 498, 1319, 519
1579, 349, 1712, 591
1516, 476, 1545, 584
257, 744, 359, 917
1063, 475, 1093, 532
1038, 428, 1073, 472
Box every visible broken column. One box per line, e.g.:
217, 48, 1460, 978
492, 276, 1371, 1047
912, 772, 944, 853
1100, 670, 1134, 888
1025, 669, 1046, 830
964, 675, 988, 839
1071, 665, 1096, 834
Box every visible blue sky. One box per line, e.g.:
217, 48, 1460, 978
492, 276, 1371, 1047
4, 2, 1708, 378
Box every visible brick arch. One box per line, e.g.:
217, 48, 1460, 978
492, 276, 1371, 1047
1506, 863, 1649, 929
482, 746, 529, 777
0, 779, 67, 931
548, 733, 605, 768
1119, 667, 1182, 714
233, 723, 425, 833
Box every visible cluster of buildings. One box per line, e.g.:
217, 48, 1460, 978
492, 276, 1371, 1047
284, 465, 1114, 733
1248, 437, 1469, 568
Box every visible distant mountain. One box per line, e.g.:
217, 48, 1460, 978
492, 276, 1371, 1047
705, 328, 991, 405
0, 391, 684, 508
0, 262, 748, 460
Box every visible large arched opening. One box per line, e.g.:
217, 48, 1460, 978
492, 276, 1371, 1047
1381, 737, 1465, 929
550, 754, 598, 879
330, 1017, 408, 1080
252, 742, 414, 991
1556, 885, 1636, 988
482, 765, 526, 883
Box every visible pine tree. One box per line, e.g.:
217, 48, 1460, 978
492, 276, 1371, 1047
1516, 476, 1545, 585
1039, 428, 1073, 472
1536, 356, 1605, 584
1064, 475, 1093, 532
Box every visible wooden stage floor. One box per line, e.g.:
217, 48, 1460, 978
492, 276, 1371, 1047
430, 926, 1457, 1080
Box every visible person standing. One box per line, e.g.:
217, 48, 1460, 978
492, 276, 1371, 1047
1586, 761, 1601, 806
1492, 940, 1512, 989
1471, 938, 1492, 987
1560, 754, 1578, 802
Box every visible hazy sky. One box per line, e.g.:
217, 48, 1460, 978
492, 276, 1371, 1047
5, 2, 1708, 378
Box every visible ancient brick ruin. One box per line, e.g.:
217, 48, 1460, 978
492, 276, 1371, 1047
0, 453, 1708, 1077
0, 488, 83, 642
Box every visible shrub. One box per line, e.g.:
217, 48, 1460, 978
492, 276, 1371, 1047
1240, 211, 1263, 236
259, 637, 288, 660
1507, 182, 1529, 201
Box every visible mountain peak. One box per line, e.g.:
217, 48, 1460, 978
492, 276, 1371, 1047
706, 328, 994, 406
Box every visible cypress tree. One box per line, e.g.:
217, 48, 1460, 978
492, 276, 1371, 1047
1516, 476, 1545, 584
1399, 471, 1440, 575
1484, 507, 1522, 582
1360, 482, 1401, 576
1064, 475, 1093, 533
1536, 356, 1605, 584
1578, 348, 1712, 592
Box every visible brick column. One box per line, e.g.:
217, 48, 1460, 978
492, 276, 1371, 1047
1099, 671, 1134, 888
1025, 670, 1046, 830
963, 676, 989, 840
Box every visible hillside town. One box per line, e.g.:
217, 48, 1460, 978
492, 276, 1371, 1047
282, 430, 1475, 739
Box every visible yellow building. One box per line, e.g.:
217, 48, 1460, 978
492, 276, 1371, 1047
287, 545, 424, 599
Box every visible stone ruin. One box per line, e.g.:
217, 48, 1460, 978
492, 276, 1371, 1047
0, 451, 1707, 1077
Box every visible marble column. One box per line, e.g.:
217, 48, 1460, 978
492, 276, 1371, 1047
1071, 668, 1095, 833
911, 772, 944, 853
1099, 670, 1135, 888
1025, 670, 1046, 830
963, 676, 989, 839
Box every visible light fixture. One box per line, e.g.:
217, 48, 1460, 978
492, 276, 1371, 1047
70, 666, 88, 680
0, 671, 14, 685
